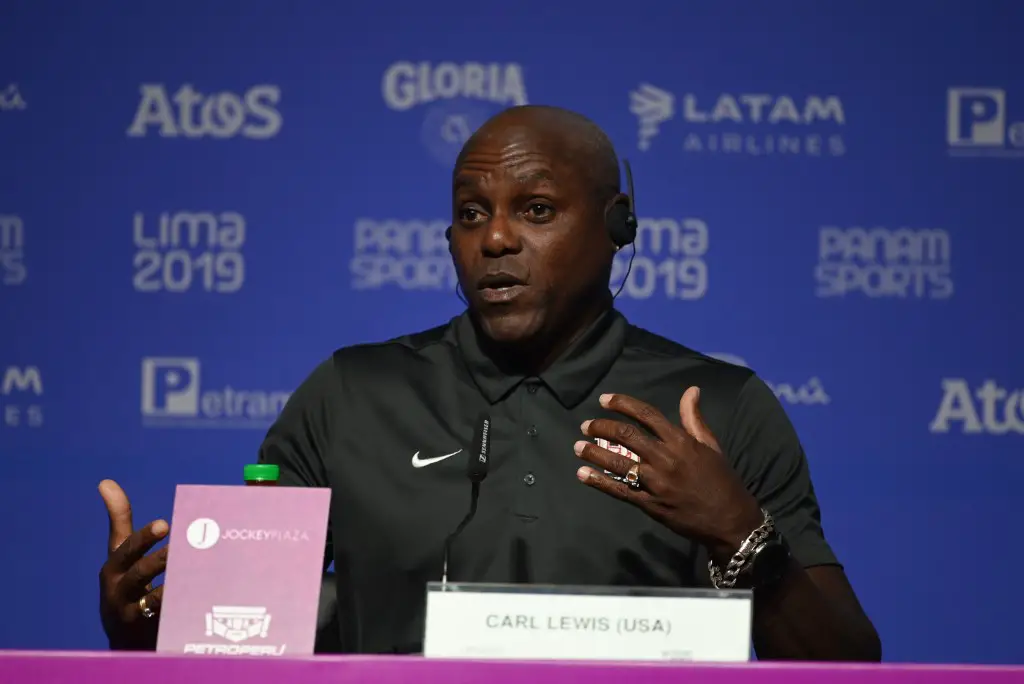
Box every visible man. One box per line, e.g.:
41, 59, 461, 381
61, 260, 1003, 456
99, 105, 881, 660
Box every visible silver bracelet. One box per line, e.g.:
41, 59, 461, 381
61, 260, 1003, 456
708, 508, 775, 589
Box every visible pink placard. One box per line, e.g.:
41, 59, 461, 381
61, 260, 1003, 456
156, 484, 331, 657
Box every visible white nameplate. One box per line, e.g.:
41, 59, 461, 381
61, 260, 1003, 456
423, 582, 752, 662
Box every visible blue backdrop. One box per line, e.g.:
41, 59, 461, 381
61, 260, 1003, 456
0, 0, 1019, 665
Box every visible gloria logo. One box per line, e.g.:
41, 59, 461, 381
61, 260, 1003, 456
381, 61, 528, 166
185, 517, 312, 550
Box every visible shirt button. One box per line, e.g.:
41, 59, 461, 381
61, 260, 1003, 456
523, 473, 536, 486
527, 384, 539, 394
527, 425, 538, 437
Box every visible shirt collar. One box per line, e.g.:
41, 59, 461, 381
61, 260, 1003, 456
454, 308, 628, 408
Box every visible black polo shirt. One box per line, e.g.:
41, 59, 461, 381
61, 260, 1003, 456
257, 308, 838, 654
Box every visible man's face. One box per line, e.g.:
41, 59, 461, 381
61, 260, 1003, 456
450, 124, 614, 345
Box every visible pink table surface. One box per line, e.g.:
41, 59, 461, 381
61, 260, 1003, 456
1, 651, 1023, 683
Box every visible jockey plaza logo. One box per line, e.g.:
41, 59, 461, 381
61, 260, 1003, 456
705, 354, 830, 406
127, 83, 282, 139
929, 379, 1024, 435
629, 83, 846, 158
381, 61, 528, 166
185, 517, 312, 550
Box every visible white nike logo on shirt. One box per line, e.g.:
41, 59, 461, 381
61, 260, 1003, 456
411, 449, 463, 468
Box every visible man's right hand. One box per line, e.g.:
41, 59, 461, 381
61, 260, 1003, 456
98, 479, 169, 650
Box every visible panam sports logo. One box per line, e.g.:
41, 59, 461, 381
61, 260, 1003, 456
381, 61, 528, 166
630, 83, 846, 158
350, 218, 455, 291
815, 225, 952, 300
140, 357, 290, 429
947, 87, 1023, 158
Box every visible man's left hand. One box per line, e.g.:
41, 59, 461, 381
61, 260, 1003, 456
575, 388, 764, 557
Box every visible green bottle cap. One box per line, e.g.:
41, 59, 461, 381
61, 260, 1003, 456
243, 464, 280, 482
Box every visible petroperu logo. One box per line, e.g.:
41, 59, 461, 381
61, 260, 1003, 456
609, 217, 708, 300
705, 354, 830, 406
0, 84, 26, 111
381, 61, 528, 166
930, 379, 1024, 435
140, 357, 290, 429
183, 606, 286, 656
1, 365, 43, 428
350, 218, 455, 291
947, 87, 1023, 158
815, 226, 952, 300
185, 517, 311, 551
132, 211, 245, 294
126, 84, 282, 139
0, 215, 26, 286
630, 83, 846, 158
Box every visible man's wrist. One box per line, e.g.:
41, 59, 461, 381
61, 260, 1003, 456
707, 504, 792, 590
708, 496, 765, 565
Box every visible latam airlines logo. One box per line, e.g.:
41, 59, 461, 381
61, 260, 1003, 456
381, 61, 528, 166
127, 84, 282, 140
947, 87, 1023, 158
630, 83, 846, 158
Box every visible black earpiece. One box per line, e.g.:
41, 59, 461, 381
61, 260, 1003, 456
606, 158, 638, 249
445, 225, 452, 241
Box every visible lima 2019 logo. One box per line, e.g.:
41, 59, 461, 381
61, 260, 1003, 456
380, 61, 528, 166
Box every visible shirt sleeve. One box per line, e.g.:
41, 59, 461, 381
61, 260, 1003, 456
257, 355, 337, 570
723, 373, 839, 569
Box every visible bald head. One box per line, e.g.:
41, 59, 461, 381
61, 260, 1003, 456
456, 105, 622, 204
